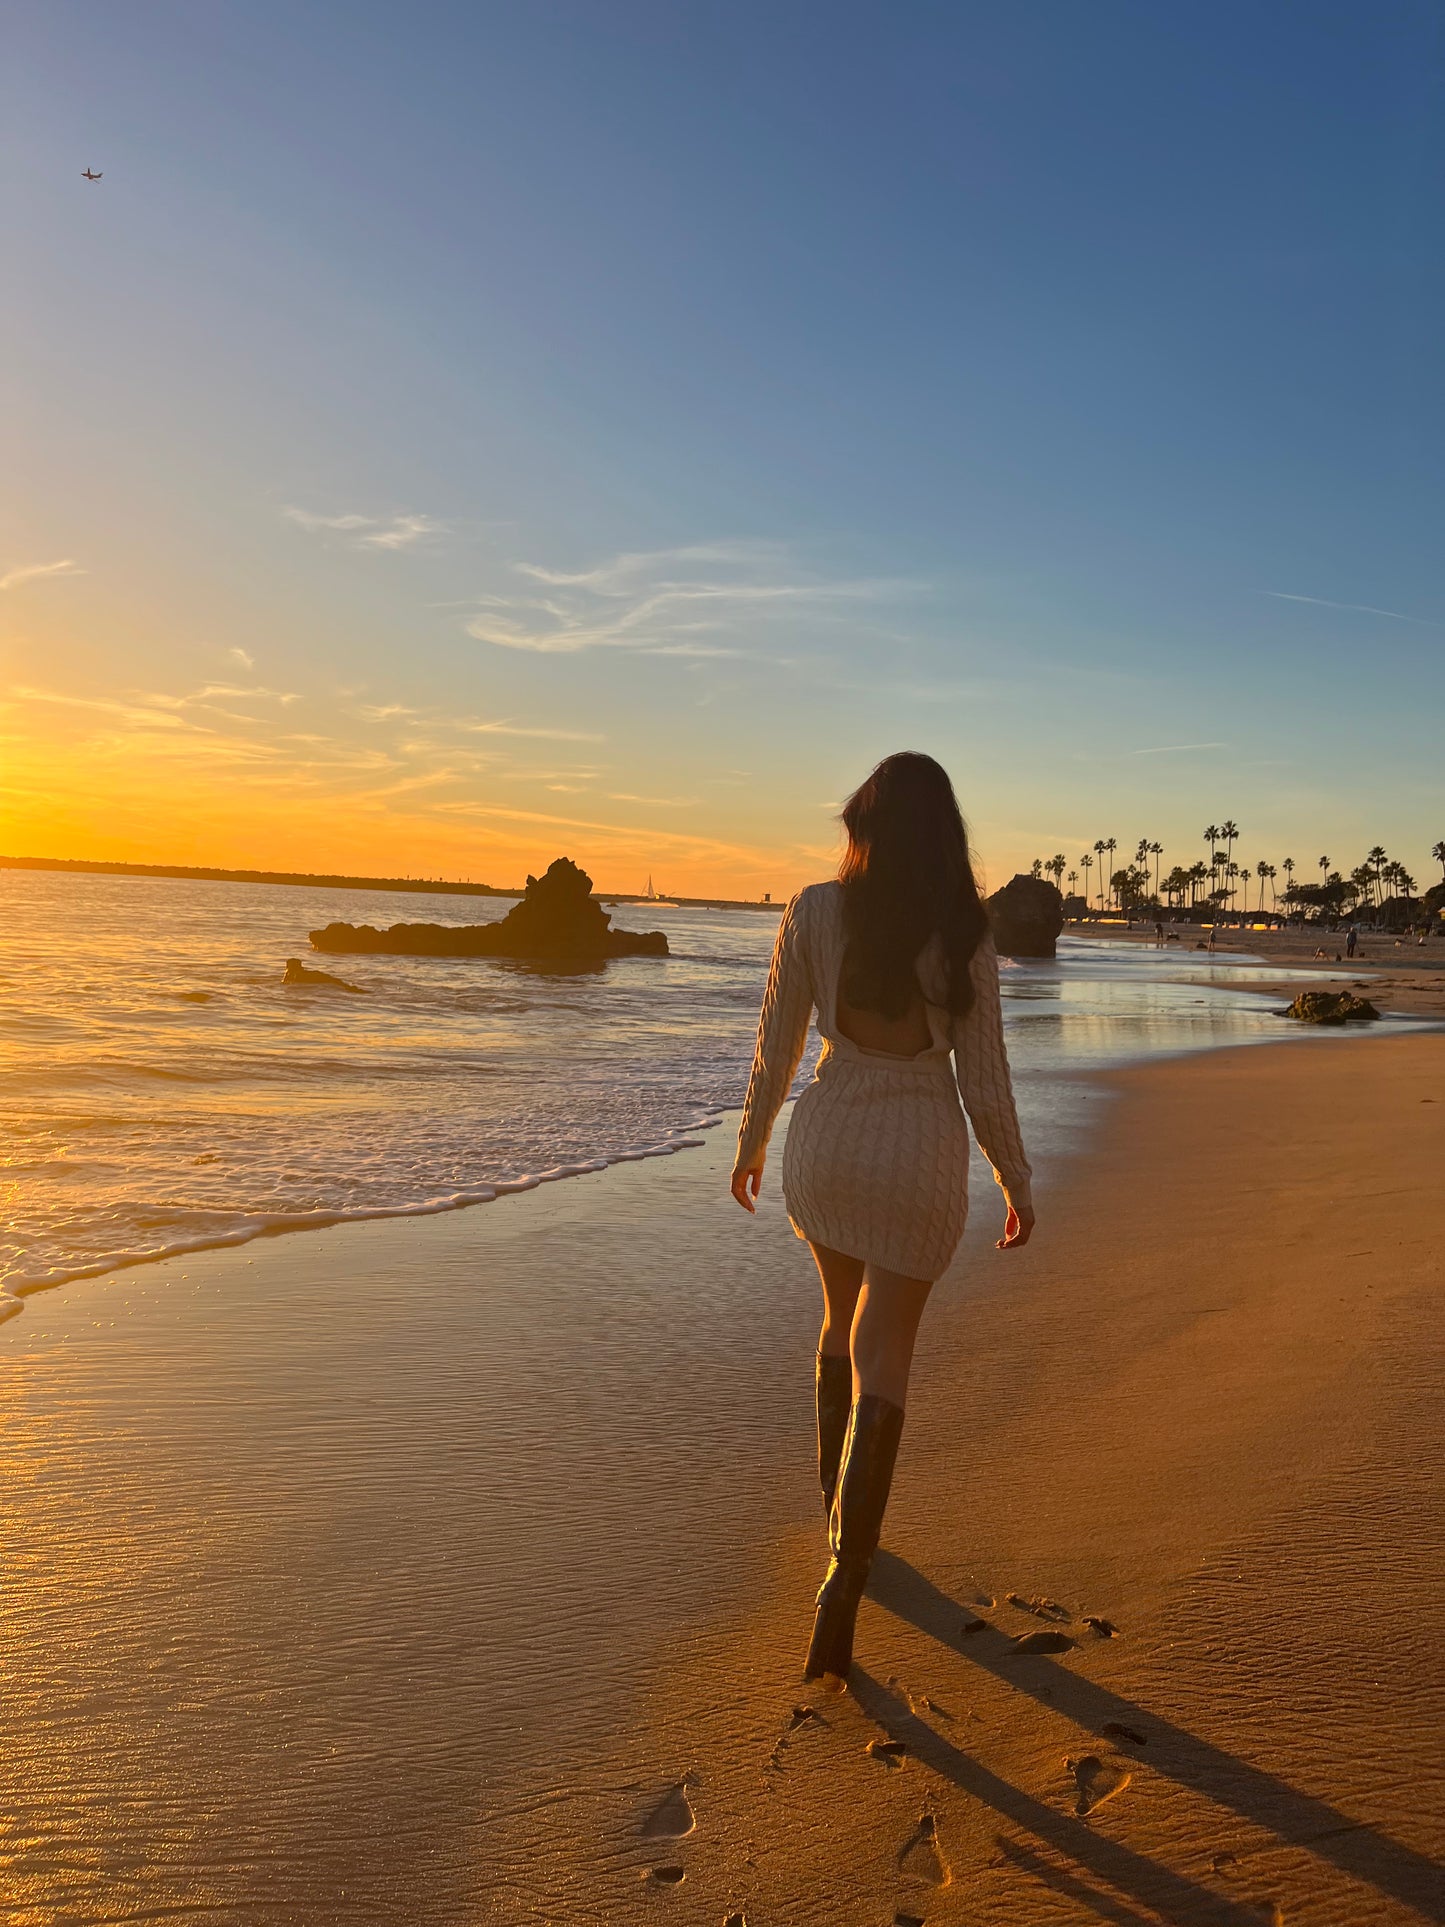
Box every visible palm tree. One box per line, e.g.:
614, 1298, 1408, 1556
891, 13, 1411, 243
1149, 841, 1164, 902
1265, 862, 1278, 911
1204, 824, 1220, 870
1080, 852, 1093, 906
1282, 857, 1295, 913
1221, 821, 1239, 871
1049, 854, 1067, 891
1067, 868, 1078, 899
1092, 840, 1107, 908
1318, 855, 1330, 883
1104, 837, 1118, 907
1433, 840, 1445, 882
1256, 859, 1270, 915
1366, 845, 1387, 911
1031, 857, 1043, 878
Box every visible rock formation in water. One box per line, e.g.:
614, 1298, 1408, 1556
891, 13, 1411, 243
283, 957, 367, 992
309, 857, 669, 961
1280, 990, 1380, 1025
987, 874, 1064, 958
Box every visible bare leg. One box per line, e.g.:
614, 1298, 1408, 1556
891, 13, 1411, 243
849, 1263, 934, 1408
808, 1241, 865, 1359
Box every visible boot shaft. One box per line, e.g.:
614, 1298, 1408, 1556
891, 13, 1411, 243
830, 1393, 905, 1565
815, 1351, 853, 1516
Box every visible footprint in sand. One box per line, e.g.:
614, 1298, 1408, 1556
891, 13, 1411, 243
767, 1703, 829, 1771
1010, 1630, 1075, 1656
644, 1865, 686, 1886
1101, 1721, 1147, 1745
894, 1914, 926, 1926
1009, 1592, 1071, 1621
904, 1689, 957, 1721
723, 1913, 748, 1925
1068, 1754, 1131, 1816
1083, 1615, 1120, 1638
641, 1780, 696, 1841
868, 1738, 909, 1769
898, 1812, 952, 1887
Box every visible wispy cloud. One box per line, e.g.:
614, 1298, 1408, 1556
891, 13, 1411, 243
1263, 591, 1437, 625
227, 647, 255, 670
351, 701, 604, 743
0, 559, 85, 591
608, 792, 700, 808
461, 719, 605, 742
284, 506, 445, 551
466, 540, 920, 655
1130, 741, 1227, 755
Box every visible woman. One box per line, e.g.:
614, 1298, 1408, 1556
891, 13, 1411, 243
730, 752, 1034, 1685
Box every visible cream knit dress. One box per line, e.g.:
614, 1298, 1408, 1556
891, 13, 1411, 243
734, 881, 1032, 1281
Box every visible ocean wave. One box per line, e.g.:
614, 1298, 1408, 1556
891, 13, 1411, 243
0, 1112, 729, 1319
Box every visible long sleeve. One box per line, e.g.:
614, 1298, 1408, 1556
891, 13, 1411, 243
734, 891, 815, 1173
952, 934, 1032, 1213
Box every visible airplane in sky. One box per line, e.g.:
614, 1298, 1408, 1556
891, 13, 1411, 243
82, 168, 102, 181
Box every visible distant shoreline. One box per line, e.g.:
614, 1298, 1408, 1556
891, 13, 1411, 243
0, 853, 779, 914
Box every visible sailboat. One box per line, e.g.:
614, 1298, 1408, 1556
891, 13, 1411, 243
642, 874, 679, 908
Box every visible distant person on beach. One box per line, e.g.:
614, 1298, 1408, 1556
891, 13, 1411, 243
1346, 925, 1358, 958
1154, 919, 1165, 948
730, 751, 1032, 1686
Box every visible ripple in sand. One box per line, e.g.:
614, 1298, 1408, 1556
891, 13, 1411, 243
898, 1812, 951, 1886
1068, 1753, 1131, 1816
640, 1779, 696, 1841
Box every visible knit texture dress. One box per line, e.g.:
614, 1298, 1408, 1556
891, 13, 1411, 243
734, 881, 1032, 1281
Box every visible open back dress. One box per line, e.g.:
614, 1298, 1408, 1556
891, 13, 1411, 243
734, 881, 1032, 1281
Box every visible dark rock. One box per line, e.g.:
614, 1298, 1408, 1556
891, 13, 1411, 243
309, 857, 669, 962
987, 875, 1065, 958
1282, 991, 1380, 1025
283, 958, 366, 992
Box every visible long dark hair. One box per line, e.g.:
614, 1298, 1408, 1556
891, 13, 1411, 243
839, 752, 987, 1019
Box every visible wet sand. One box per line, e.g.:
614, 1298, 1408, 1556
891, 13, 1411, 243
1, 1035, 1441, 1923
1073, 920, 1445, 1020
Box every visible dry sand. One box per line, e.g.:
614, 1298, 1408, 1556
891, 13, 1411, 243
1, 1034, 1441, 1924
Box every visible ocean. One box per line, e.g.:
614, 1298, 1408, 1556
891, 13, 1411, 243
0, 869, 1392, 1311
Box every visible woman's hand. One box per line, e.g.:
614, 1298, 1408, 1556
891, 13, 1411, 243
996, 1201, 1035, 1250
731, 1162, 764, 1213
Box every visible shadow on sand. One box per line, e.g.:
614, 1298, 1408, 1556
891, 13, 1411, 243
857, 1553, 1444, 1924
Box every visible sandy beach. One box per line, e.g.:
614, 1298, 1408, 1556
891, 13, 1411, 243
2, 1030, 1441, 1924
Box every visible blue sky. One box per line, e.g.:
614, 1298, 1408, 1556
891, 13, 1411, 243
3, 1, 1442, 893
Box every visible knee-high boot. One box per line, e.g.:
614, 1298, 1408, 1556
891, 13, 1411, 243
815, 1352, 853, 1521
804, 1393, 904, 1683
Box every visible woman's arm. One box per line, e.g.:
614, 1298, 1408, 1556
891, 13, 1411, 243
732, 892, 814, 1205
953, 934, 1034, 1241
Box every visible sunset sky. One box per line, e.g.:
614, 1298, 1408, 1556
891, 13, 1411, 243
4, 2, 1442, 897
